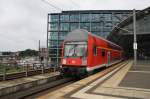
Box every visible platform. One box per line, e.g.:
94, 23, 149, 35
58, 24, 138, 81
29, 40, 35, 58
0, 71, 60, 98
37, 60, 150, 99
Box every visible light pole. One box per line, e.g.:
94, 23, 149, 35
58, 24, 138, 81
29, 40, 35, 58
133, 9, 137, 66
113, 9, 137, 65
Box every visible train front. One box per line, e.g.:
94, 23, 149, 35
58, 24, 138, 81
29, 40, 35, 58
60, 29, 88, 76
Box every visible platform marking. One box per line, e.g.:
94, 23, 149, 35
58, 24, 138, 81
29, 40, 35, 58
71, 62, 126, 99
93, 61, 150, 99
101, 61, 132, 87
129, 71, 150, 74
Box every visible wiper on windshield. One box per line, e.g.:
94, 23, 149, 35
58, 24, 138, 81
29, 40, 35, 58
67, 45, 77, 57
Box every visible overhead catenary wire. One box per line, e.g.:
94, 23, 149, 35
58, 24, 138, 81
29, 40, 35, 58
41, 0, 62, 11
43, 0, 80, 11
69, 0, 80, 9
46, 0, 66, 11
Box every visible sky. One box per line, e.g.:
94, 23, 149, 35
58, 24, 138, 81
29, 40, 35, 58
0, 0, 149, 52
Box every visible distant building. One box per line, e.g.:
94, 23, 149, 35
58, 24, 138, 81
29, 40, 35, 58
0, 51, 19, 64
48, 10, 134, 63
39, 48, 48, 61
39, 48, 50, 66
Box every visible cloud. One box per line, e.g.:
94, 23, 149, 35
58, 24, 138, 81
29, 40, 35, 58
0, 0, 149, 51
0, 0, 50, 51
75, 0, 150, 10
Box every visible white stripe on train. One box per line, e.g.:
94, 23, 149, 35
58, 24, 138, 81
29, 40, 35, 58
86, 60, 122, 71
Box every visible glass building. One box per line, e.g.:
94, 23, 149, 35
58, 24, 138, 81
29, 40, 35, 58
47, 10, 133, 65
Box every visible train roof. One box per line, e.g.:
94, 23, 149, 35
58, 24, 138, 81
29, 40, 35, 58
64, 29, 122, 49
64, 29, 89, 42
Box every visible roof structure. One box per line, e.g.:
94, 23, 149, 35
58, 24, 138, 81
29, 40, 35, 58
111, 7, 150, 35
107, 6, 150, 58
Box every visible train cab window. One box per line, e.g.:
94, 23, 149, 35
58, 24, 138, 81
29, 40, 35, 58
102, 49, 105, 57
64, 42, 87, 57
94, 46, 97, 56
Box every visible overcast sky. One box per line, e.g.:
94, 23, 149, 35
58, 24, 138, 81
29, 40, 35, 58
0, 0, 149, 52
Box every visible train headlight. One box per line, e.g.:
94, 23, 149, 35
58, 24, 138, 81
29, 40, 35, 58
62, 59, 66, 64
82, 59, 87, 65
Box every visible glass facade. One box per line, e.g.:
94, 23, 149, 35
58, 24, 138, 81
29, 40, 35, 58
70, 14, 79, 22
48, 10, 132, 64
60, 23, 69, 31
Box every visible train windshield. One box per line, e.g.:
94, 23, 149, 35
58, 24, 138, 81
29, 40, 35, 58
64, 42, 87, 57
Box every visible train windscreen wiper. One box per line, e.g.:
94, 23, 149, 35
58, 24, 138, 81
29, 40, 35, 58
67, 45, 77, 57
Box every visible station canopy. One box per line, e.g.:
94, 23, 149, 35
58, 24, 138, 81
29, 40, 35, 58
107, 7, 150, 59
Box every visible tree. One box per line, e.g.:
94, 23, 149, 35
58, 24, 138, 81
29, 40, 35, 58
19, 49, 38, 57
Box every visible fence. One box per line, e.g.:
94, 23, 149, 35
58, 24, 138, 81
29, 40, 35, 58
0, 62, 56, 81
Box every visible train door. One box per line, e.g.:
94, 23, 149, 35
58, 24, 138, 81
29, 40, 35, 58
107, 51, 111, 66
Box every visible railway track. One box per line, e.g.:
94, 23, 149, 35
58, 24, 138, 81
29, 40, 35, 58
22, 60, 128, 99
0, 74, 73, 99
0, 60, 128, 99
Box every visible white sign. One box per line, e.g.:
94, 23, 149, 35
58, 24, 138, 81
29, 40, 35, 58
133, 43, 137, 50
62, 59, 66, 64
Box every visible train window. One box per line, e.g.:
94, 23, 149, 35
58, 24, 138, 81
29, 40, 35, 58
102, 49, 105, 57
94, 46, 97, 56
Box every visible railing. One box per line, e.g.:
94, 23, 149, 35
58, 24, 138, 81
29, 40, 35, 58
0, 62, 57, 81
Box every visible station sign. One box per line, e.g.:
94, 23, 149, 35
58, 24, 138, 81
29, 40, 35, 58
133, 43, 137, 50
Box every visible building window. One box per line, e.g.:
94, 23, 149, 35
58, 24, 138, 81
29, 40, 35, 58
103, 27, 112, 32
50, 32, 58, 40
70, 14, 79, 22
104, 14, 112, 21
99, 14, 105, 21
112, 14, 122, 22
49, 40, 58, 47
91, 23, 102, 31
105, 22, 112, 27
50, 23, 58, 31
60, 23, 69, 31
70, 23, 79, 31
91, 14, 100, 22
80, 14, 90, 22
59, 32, 68, 40
60, 15, 69, 22
50, 15, 59, 22
80, 23, 90, 31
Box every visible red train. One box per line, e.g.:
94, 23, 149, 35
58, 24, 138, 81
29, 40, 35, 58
61, 29, 123, 75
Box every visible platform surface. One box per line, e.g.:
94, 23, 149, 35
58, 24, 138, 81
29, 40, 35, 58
120, 60, 150, 89
0, 72, 59, 89
0, 71, 60, 97
37, 60, 150, 99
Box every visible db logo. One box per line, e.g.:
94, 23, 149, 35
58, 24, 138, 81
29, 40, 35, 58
72, 60, 75, 64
